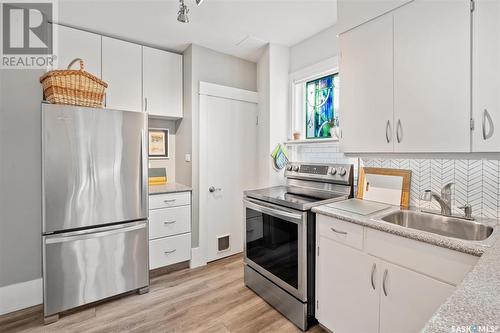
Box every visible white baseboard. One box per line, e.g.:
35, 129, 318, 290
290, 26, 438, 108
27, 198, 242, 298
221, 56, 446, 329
0, 278, 42, 315
190, 247, 207, 269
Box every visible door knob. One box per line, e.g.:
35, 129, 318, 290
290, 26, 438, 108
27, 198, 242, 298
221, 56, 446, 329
209, 186, 222, 193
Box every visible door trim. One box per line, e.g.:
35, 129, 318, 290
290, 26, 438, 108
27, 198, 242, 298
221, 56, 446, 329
199, 81, 258, 103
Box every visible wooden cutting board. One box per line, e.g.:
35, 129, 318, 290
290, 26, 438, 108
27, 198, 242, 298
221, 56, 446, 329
357, 167, 412, 208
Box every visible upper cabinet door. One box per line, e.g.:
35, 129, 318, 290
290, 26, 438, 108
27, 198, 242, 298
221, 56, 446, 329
393, 0, 471, 152
102, 37, 142, 112
339, 14, 394, 153
143, 47, 183, 118
52, 24, 101, 78
472, 0, 500, 152
337, 0, 413, 34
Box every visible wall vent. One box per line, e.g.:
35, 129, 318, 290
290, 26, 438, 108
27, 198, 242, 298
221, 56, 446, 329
217, 235, 230, 252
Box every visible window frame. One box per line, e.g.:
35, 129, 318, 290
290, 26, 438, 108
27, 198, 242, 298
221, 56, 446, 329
289, 56, 339, 141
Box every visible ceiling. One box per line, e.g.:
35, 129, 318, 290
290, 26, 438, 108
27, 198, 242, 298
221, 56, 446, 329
56, 0, 337, 62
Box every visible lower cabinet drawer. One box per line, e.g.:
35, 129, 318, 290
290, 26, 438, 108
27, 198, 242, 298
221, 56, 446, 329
149, 233, 191, 270
317, 214, 364, 251
149, 205, 191, 240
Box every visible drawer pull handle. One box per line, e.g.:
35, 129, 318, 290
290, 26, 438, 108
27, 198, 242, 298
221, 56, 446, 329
370, 263, 376, 290
163, 199, 177, 203
246, 229, 254, 233
330, 227, 347, 235
164, 220, 176, 225
164, 249, 177, 254
382, 269, 388, 296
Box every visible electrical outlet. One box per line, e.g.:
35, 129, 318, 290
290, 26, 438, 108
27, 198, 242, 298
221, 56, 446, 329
185, 154, 191, 162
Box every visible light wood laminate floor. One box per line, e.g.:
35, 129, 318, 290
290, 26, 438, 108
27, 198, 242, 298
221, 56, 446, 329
0, 254, 326, 333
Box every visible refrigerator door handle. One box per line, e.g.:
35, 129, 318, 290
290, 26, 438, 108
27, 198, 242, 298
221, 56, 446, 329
45, 222, 146, 244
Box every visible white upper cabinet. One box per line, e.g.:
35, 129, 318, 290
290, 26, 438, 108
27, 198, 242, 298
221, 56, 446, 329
339, 14, 394, 153
393, 0, 471, 152
102, 37, 142, 112
472, 0, 500, 152
339, 0, 472, 153
52, 24, 101, 78
337, 0, 413, 34
142, 46, 183, 118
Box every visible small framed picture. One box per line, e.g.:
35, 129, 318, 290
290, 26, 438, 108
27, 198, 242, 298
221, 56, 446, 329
148, 128, 169, 159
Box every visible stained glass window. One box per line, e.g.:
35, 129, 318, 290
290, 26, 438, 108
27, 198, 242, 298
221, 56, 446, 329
305, 74, 339, 139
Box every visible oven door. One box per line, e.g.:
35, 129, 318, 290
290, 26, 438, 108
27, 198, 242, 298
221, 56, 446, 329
243, 197, 308, 301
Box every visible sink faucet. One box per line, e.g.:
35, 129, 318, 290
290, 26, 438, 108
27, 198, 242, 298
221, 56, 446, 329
420, 183, 453, 216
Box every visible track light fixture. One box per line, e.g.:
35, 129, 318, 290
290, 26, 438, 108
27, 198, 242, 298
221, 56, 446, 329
177, 0, 189, 23
177, 0, 205, 23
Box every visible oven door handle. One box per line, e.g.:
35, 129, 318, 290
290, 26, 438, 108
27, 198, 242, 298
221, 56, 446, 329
243, 198, 304, 223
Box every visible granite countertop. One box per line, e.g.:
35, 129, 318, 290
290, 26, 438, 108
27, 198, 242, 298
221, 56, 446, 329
312, 199, 500, 332
149, 183, 192, 195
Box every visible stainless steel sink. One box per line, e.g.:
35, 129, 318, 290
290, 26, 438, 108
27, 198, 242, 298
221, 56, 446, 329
379, 210, 493, 241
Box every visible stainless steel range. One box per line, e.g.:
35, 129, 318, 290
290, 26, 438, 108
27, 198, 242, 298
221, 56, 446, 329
243, 162, 354, 331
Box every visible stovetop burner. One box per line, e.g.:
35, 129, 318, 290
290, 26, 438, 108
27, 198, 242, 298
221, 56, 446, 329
244, 162, 355, 211
245, 185, 349, 211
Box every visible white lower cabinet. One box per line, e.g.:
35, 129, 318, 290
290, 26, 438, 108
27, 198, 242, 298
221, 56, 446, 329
379, 261, 455, 333
316, 215, 476, 333
316, 235, 380, 333
149, 233, 191, 269
148, 191, 192, 270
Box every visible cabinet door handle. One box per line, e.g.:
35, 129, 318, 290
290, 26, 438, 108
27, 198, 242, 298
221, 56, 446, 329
483, 109, 494, 140
385, 120, 391, 143
145, 97, 148, 112
396, 120, 403, 143
163, 220, 176, 225
164, 249, 177, 254
370, 263, 376, 290
382, 269, 388, 296
330, 227, 347, 235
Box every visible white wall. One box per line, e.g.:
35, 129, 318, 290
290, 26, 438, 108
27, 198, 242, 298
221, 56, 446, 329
0, 70, 44, 290
256, 44, 290, 188
289, 25, 338, 73
177, 44, 257, 248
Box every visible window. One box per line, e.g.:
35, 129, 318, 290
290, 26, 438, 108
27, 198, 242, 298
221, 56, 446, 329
305, 74, 339, 139
290, 58, 339, 141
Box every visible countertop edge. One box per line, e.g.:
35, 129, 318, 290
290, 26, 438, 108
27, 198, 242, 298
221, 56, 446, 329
149, 183, 192, 195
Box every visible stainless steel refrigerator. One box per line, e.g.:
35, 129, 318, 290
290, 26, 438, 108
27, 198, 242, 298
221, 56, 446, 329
41, 103, 149, 320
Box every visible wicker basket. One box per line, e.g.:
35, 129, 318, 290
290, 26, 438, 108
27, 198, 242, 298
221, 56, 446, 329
40, 58, 108, 108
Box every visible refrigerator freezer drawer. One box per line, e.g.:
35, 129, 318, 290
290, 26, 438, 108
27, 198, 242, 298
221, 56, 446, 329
43, 221, 148, 316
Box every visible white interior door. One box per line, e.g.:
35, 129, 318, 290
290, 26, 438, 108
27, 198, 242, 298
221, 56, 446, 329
199, 83, 258, 263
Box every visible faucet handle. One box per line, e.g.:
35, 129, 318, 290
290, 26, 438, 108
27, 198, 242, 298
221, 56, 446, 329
458, 204, 473, 220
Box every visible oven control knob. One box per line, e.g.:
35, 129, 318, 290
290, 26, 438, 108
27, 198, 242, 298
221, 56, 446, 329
338, 167, 347, 176
330, 167, 337, 175
292, 165, 300, 172
286, 165, 293, 171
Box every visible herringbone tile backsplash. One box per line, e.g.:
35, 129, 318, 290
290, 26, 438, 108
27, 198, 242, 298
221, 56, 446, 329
362, 158, 500, 219
287, 143, 500, 219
